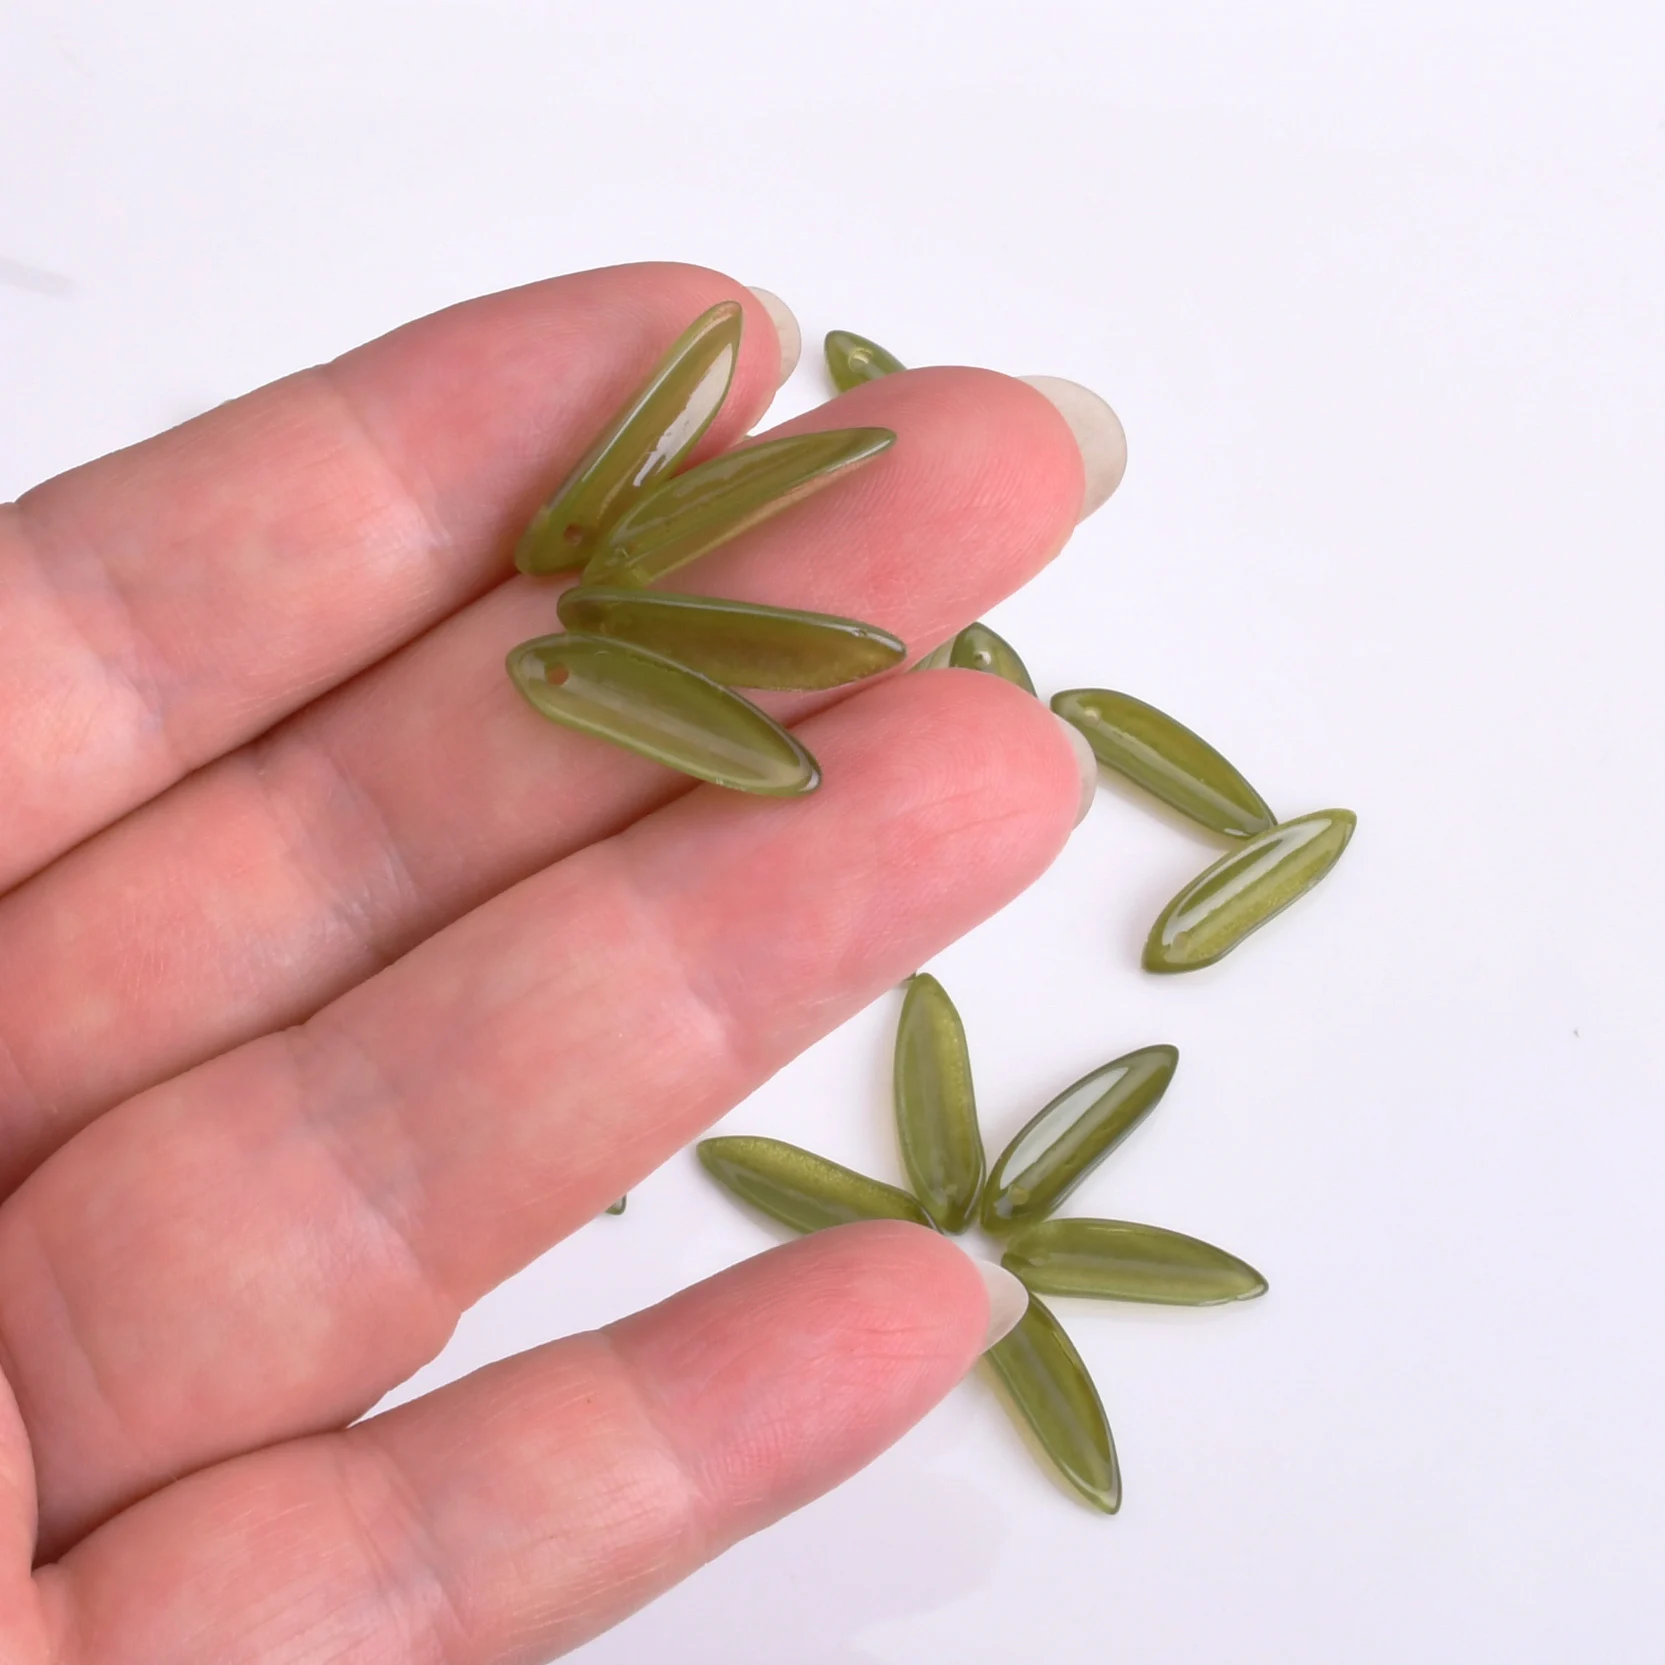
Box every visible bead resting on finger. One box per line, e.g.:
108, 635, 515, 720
557, 586, 904, 690
507, 632, 821, 795
582, 426, 896, 589
514, 301, 744, 574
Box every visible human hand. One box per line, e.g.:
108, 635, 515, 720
0, 263, 1108, 1661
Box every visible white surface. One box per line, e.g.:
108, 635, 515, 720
4, 2, 1663, 1658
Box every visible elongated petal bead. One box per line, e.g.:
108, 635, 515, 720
515, 302, 743, 574
507, 633, 820, 796
1001, 1218, 1267, 1306
981, 1045, 1178, 1234
1143, 809, 1356, 972
1051, 688, 1274, 838
947, 621, 1036, 694
697, 1136, 932, 1233
583, 427, 895, 588
909, 639, 956, 673
824, 329, 905, 391
893, 973, 984, 1232
557, 586, 904, 690
605, 1196, 627, 1216
984, 1295, 1120, 1513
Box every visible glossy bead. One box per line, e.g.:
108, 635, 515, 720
948, 621, 1036, 694
824, 328, 905, 391
1143, 809, 1356, 973
697, 1136, 932, 1233
514, 302, 743, 574
557, 586, 904, 690
893, 973, 984, 1232
605, 1196, 627, 1216
1050, 688, 1274, 838
507, 632, 820, 796
909, 639, 956, 672
1001, 1218, 1267, 1305
983, 1294, 1120, 1513
582, 427, 895, 588
981, 1045, 1179, 1234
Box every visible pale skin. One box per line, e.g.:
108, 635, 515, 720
0, 262, 1087, 1662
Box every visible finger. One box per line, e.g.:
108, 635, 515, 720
0, 262, 784, 894
42, 1225, 988, 1665
2, 670, 1080, 1552
0, 367, 1084, 1189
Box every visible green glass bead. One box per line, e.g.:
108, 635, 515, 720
893, 973, 984, 1232
984, 1294, 1120, 1514
824, 329, 906, 392
605, 1196, 627, 1216
507, 632, 820, 796
909, 639, 956, 673
582, 427, 896, 588
1143, 809, 1356, 973
947, 621, 1036, 694
1050, 688, 1275, 839
515, 302, 743, 575
697, 1136, 932, 1233
981, 1045, 1179, 1234
556, 586, 904, 690
1001, 1218, 1267, 1306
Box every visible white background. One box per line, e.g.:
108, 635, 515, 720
4, 2, 1663, 1659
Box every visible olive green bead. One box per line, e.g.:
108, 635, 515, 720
1001, 1218, 1267, 1306
1050, 688, 1274, 838
981, 1045, 1179, 1234
557, 587, 904, 690
893, 973, 984, 1232
582, 427, 895, 588
1143, 809, 1356, 973
697, 1136, 932, 1234
909, 639, 956, 673
605, 1196, 627, 1216
824, 329, 905, 392
507, 632, 819, 796
984, 1294, 1120, 1514
515, 302, 743, 574
947, 621, 1036, 694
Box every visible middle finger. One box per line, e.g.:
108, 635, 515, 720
0, 367, 1084, 1192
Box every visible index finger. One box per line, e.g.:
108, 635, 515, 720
0, 263, 785, 893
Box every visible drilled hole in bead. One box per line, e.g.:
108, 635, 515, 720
562, 523, 585, 546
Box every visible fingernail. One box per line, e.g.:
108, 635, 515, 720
1020, 375, 1128, 520
974, 1258, 1030, 1350
747, 287, 802, 385
1055, 711, 1099, 826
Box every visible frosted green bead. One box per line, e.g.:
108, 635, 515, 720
893, 974, 984, 1232
557, 586, 904, 690
507, 632, 819, 796
984, 1295, 1120, 1513
1002, 1218, 1267, 1306
582, 427, 895, 588
1143, 809, 1356, 972
825, 329, 905, 392
948, 621, 1036, 694
981, 1045, 1178, 1234
1051, 688, 1274, 838
515, 302, 743, 574
697, 1136, 932, 1233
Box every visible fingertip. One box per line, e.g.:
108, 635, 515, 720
746, 286, 802, 385
1018, 374, 1128, 518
